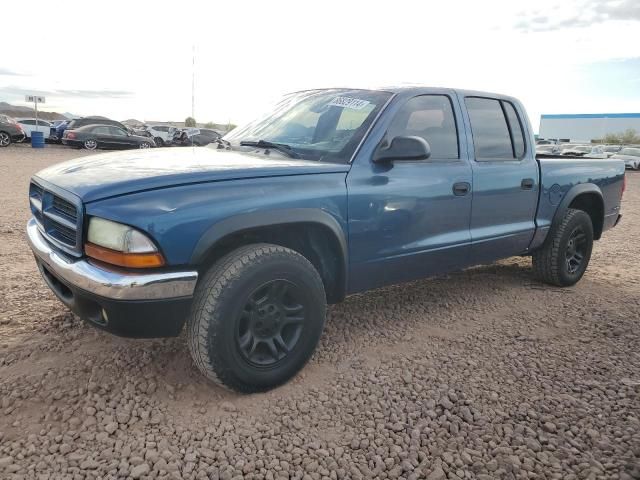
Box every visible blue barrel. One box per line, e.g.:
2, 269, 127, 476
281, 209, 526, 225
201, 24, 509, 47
31, 131, 45, 148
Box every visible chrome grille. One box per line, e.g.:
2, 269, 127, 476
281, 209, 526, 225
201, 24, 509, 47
29, 181, 83, 256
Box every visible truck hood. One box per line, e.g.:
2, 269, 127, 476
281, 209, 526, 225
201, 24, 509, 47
34, 147, 351, 202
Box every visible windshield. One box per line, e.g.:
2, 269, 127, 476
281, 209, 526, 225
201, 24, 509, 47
224, 89, 392, 163
620, 147, 640, 156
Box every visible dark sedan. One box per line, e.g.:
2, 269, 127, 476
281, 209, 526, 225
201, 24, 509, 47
0, 114, 26, 147
62, 124, 156, 150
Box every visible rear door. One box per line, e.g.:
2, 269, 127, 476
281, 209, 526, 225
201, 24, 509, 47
462, 96, 538, 264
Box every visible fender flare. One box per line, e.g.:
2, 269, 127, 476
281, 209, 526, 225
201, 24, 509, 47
552, 183, 604, 236
189, 207, 349, 286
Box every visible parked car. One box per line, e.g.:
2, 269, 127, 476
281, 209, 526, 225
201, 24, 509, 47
612, 147, 640, 170
53, 120, 71, 143
26, 87, 625, 392
145, 125, 177, 146
0, 114, 26, 147
16, 118, 53, 140
62, 124, 156, 150
561, 145, 608, 158
66, 116, 127, 132
603, 145, 622, 157
126, 126, 154, 139
174, 127, 221, 146
535, 144, 561, 155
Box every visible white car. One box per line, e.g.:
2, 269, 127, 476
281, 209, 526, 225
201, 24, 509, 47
535, 144, 561, 155
145, 125, 177, 146
612, 147, 640, 170
561, 145, 608, 158
16, 118, 52, 140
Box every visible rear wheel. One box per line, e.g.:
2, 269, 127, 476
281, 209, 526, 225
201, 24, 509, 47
139, 142, 151, 149
83, 139, 97, 150
532, 208, 594, 286
187, 244, 326, 392
0, 132, 11, 147
154, 137, 164, 147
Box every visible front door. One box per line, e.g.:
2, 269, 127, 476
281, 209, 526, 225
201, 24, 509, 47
462, 96, 538, 264
109, 126, 130, 149
347, 93, 473, 293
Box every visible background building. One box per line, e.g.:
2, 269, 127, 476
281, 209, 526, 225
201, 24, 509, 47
539, 113, 640, 143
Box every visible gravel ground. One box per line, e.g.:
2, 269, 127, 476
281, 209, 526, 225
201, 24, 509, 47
0, 143, 639, 480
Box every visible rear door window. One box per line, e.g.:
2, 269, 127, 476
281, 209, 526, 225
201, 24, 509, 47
465, 97, 513, 159
466, 97, 528, 160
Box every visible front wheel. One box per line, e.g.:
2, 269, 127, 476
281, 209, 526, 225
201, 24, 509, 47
532, 208, 594, 287
139, 142, 152, 149
154, 137, 164, 147
187, 244, 326, 392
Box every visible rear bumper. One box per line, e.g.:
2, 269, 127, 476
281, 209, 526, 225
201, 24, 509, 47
27, 218, 198, 337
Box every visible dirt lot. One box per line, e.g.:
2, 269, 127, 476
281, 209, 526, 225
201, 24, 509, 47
0, 143, 638, 480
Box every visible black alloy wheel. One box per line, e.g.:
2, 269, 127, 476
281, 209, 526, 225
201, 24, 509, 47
565, 226, 588, 274
236, 279, 305, 367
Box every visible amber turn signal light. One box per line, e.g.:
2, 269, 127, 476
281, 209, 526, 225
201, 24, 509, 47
85, 243, 165, 268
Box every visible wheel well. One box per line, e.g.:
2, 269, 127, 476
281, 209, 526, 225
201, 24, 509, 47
569, 193, 604, 239
199, 223, 346, 303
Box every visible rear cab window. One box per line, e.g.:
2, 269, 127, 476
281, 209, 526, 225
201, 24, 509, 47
465, 97, 527, 160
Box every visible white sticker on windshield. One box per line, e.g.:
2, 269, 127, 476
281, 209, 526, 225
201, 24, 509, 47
328, 97, 370, 110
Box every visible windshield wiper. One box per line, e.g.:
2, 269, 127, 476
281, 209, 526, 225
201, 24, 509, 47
239, 139, 300, 159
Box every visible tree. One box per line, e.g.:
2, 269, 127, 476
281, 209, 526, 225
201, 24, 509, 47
600, 129, 640, 145
602, 133, 621, 144
185, 117, 196, 127
620, 129, 640, 144
204, 122, 217, 129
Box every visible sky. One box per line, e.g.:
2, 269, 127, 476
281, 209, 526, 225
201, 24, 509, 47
1, 0, 639, 132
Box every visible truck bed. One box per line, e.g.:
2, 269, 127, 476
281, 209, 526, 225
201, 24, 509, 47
533, 155, 625, 248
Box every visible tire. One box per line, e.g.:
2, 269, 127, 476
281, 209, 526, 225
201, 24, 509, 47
532, 208, 594, 287
154, 137, 164, 147
83, 139, 98, 150
0, 131, 11, 147
187, 243, 326, 393
139, 142, 151, 149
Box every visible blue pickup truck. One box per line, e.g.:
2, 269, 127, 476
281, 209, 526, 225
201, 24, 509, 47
27, 87, 625, 392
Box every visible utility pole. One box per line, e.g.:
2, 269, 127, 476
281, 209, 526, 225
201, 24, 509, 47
191, 44, 195, 146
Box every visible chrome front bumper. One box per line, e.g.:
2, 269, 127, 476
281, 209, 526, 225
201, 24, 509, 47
27, 218, 198, 301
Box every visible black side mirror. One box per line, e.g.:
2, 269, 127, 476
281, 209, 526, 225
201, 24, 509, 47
373, 135, 431, 163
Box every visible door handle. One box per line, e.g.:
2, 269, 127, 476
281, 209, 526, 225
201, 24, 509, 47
452, 182, 471, 196
521, 178, 535, 190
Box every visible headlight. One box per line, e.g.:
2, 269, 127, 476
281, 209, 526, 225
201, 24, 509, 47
85, 217, 165, 268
